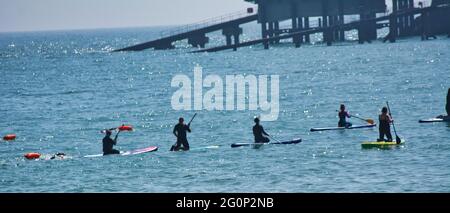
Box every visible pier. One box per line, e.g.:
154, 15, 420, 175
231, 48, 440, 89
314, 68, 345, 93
114, 11, 257, 51
114, 0, 450, 52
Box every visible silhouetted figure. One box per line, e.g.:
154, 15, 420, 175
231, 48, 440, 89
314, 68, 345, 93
447, 88, 450, 116
50, 153, 66, 160
171, 117, 191, 151
103, 130, 120, 155
338, 104, 352, 128
253, 117, 270, 143
378, 107, 393, 142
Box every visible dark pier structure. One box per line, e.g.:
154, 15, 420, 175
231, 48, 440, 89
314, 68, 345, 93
114, 0, 450, 52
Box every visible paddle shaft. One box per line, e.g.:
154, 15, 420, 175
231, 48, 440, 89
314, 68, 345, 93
336, 110, 374, 124
267, 132, 282, 143
386, 101, 401, 144
188, 113, 197, 126
351, 115, 368, 122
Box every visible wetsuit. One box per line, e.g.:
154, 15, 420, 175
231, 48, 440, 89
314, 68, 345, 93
446, 88, 450, 115
171, 123, 191, 151
253, 124, 270, 143
338, 111, 352, 128
103, 135, 120, 155
378, 114, 393, 142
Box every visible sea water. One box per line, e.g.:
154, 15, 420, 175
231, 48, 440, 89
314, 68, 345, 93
0, 25, 449, 192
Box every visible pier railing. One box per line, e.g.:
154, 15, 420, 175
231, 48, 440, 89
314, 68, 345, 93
159, 9, 256, 38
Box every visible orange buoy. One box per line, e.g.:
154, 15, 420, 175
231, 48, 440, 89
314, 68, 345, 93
24, 152, 41, 160
3, 134, 16, 141
118, 125, 133, 131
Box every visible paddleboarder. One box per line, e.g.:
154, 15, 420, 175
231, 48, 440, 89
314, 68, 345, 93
377, 107, 393, 142
253, 117, 270, 143
338, 104, 352, 128
445, 88, 450, 117
171, 117, 191, 151
437, 88, 450, 119
50, 152, 66, 160
103, 129, 120, 155
446, 88, 450, 117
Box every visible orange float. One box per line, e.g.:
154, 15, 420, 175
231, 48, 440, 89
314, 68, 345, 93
24, 152, 41, 160
3, 134, 16, 141
118, 125, 133, 131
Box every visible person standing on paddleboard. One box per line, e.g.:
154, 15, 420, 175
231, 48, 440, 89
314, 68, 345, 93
171, 117, 191, 151
447, 88, 450, 116
103, 129, 120, 155
437, 88, 450, 119
253, 117, 270, 143
377, 107, 393, 142
338, 104, 352, 128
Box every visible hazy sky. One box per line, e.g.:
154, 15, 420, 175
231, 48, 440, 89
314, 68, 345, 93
0, 0, 433, 33
0, 0, 254, 32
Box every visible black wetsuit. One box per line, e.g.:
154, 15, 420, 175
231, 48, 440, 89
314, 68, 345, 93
446, 88, 450, 115
171, 123, 191, 151
378, 114, 393, 142
338, 111, 352, 128
103, 136, 120, 155
253, 124, 270, 143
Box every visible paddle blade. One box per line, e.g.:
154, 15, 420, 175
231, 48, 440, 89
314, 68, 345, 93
366, 119, 375, 125
396, 135, 401, 144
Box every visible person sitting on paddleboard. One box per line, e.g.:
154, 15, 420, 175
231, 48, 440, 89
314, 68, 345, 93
338, 104, 352, 128
171, 117, 191, 151
377, 107, 393, 142
253, 117, 270, 143
103, 129, 120, 155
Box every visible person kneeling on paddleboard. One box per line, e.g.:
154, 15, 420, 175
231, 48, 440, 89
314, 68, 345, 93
171, 117, 191, 151
378, 107, 393, 142
253, 117, 270, 143
338, 104, 352, 128
103, 129, 120, 155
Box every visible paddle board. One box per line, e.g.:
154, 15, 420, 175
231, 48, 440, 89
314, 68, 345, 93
84, 146, 158, 158
231, 138, 302, 148
172, 145, 221, 152
361, 140, 405, 149
419, 117, 450, 123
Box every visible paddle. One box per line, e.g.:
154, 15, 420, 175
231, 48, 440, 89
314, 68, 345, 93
386, 101, 402, 144
266, 131, 282, 144
351, 115, 375, 125
187, 113, 197, 126
100, 125, 133, 133
335, 110, 375, 124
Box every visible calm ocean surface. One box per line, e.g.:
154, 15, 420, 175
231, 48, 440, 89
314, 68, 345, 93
0, 25, 449, 192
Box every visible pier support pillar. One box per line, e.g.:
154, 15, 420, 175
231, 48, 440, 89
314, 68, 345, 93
222, 26, 243, 51
188, 34, 209, 48
322, 0, 332, 46
291, 0, 301, 47
233, 34, 240, 51
268, 22, 274, 44
338, 0, 345, 41
292, 16, 300, 47
261, 22, 269, 49
304, 17, 311, 43
388, 0, 399, 43
259, 3, 269, 50
274, 21, 280, 44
